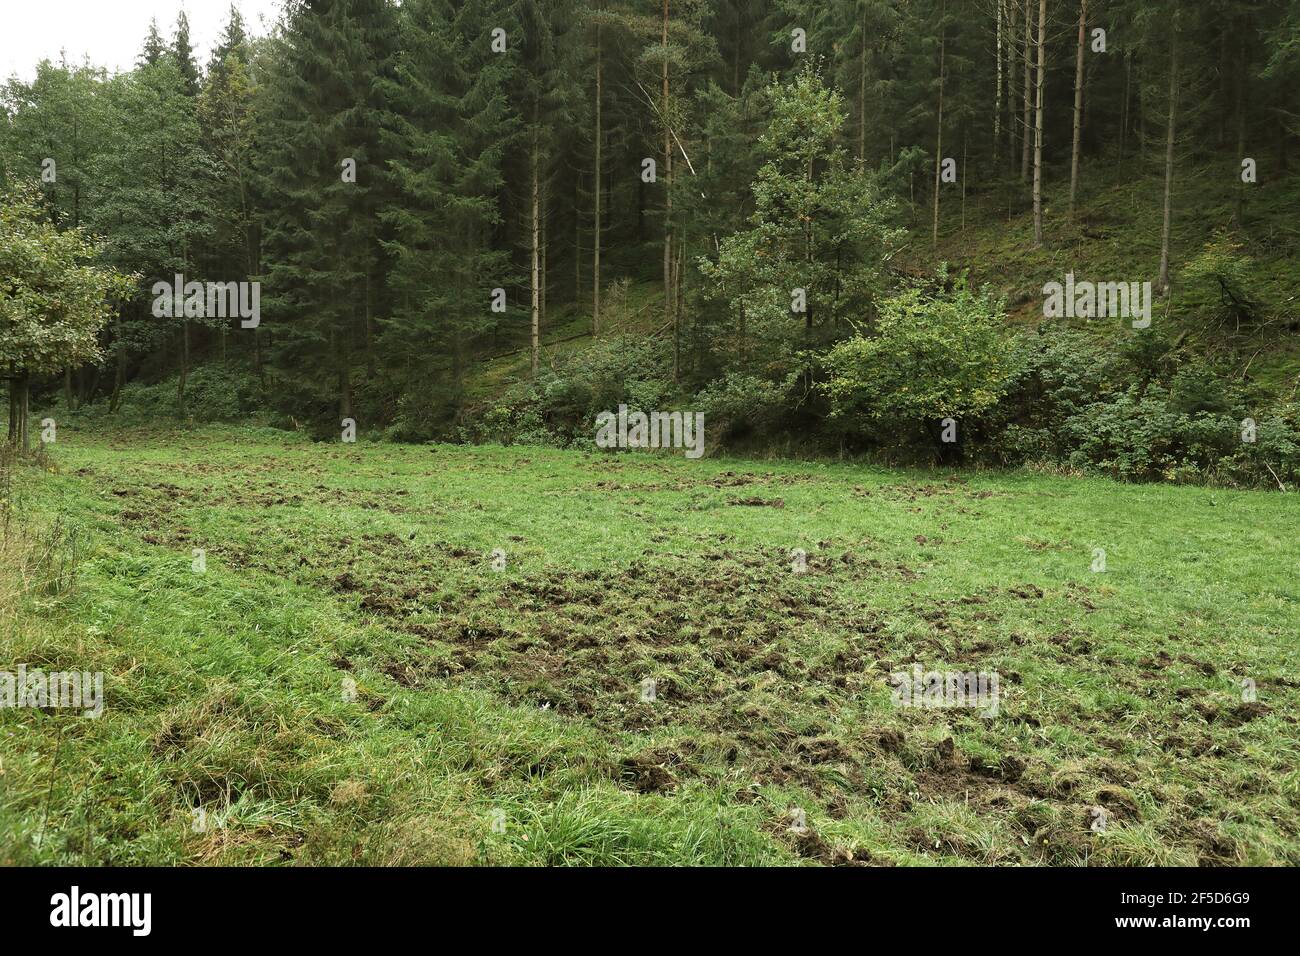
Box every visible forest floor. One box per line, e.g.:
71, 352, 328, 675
2, 425, 1298, 865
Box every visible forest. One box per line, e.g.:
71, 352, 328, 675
2, 0, 1297, 486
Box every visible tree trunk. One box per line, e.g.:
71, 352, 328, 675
1069, 0, 1087, 218
1157, 27, 1180, 293
593, 15, 603, 336
541, 197, 548, 329
1233, 27, 1248, 227
662, 0, 675, 378
575, 181, 582, 310
1008, 0, 1018, 168
364, 271, 376, 379
179, 320, 190, 418
1139, 61, 1147, 154
111, 307, 125, 412
995, 0, 1003, 155
1118, 49, 1131, 172
932, 17, 946, 247
531, 131, 541, 377
1021, 0, 1032, 182
1032, 0, 1047, 247
961, 131, 968, 231
335, 325, 353, 421
860, 9, 868, 164
7, 370, 16, 447
10, 371, 31, 452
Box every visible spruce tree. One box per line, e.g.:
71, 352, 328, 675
256, 0, 398, 420
379, 0, 519, 409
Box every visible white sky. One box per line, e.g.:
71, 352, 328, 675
0, 0, 286, 82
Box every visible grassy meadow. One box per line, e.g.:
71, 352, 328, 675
2, 424, 1298, 865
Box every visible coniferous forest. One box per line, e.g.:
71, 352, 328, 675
3, 0, 1300, 886
3, 0, 1298, 481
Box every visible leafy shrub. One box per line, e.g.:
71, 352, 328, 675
69, 363, 267, 426
820, 281, 1016, 453
462, 334, 675, 447
694, 371, 795, 441
1061, 387, 1239, 482
1222, 402, 1300, 489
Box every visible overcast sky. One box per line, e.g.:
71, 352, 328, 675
1, 0, 286, 82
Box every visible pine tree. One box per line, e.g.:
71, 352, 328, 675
256, 0, 398, 420
87, 53, 213, 411
173, 12, 202, 98
507, 0, 577, 376
380, 0, 519, 405
208, 4, 249, 83
138, 19, 168, 68
198, 6, 259, 365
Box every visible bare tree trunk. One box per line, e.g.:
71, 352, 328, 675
662, 0, 675, 378
178, 245, 189, 416
593, 13, 602, 337
1021, 0, 1032, 182
111, 308, 125, 412
15, 372, 30, 452
1118, 49, 1131, 172
1032, 0, 1047, 247
961, 131, 968, 230
1158, 27, 1180, 293
1069, 0, 1087, 218
1233, 27, 1248, 227
179, 320, 190, 418
1008, 0, 1018, 168
1139, 61, 1148, 154
364, 271, 376, 379
575, 177, 582, 306
541, 194, 548, 329
248, 237, 263, 386
860, 9, 868, 164
673, 236, 683, 375
995, 0, 1003, 154
6, 367, 24, 449
531, 131, 541, 376
932, 11, 946, 247
339, 363, 352, 421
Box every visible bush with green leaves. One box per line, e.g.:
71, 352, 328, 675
463, 335, 675, 447
980, 326, 1300, 487
1222, 402, 1300, 489
693, 371, 800, 442
64, 363, 268, 427
983, 326, 1119, 465
820, 280, 1015, 454
1060, 387, 1239, 483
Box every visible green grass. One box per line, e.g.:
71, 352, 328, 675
3, 423, 1298, 865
